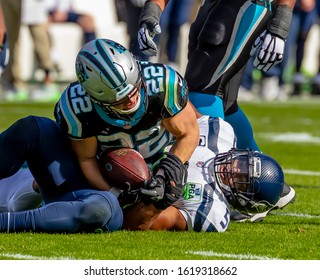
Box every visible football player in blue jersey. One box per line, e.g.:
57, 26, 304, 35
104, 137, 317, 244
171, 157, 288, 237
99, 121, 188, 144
54, 38, 199, 208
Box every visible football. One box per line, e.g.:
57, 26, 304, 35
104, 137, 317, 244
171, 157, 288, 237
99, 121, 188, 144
98, 148, 150, 190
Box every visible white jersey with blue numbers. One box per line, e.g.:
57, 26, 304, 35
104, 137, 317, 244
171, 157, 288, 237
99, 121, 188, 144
172, 116, 236, 232
54, 61, 188, 161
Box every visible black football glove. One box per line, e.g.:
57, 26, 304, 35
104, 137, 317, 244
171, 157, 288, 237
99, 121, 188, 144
140, 175, 165, 204
145, 152, 188, 209
117, 189, 141, 210
138, 1, 162, 56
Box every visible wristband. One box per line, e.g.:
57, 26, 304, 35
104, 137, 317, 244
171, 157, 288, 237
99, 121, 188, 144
139, 1, 162, 28
267, 5, 292, 39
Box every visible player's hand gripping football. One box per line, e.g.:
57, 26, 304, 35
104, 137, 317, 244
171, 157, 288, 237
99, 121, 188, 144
140, 152, 188, 209
138, 1, 162, 56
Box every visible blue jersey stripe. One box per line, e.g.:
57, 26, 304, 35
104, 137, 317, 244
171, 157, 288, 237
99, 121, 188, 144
205, 2, 267, 89
219, 3, 266, 75
165, 67, 182, 115
60, 89, 82, 137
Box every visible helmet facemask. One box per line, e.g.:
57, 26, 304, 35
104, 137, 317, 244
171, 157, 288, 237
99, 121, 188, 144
91, 77, 146, 122
213, 149, 275, 213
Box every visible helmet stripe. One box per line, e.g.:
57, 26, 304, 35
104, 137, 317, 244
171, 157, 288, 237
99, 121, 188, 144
96, 40, 127, 91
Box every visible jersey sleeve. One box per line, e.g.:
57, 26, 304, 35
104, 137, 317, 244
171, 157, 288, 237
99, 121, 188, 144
160, 65, 189, 118
54, 82, 96, 139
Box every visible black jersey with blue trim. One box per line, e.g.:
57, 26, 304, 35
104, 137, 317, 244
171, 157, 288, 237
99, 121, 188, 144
54, 61, 188, 159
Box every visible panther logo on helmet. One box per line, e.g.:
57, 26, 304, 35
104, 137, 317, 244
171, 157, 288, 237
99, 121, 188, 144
75, 60, 88, 84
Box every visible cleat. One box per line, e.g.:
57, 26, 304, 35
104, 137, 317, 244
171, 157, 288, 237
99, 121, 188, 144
274, 183, 296, 209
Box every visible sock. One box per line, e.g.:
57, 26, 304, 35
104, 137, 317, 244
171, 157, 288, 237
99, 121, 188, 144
225, 107, 260, 151
189, 92, 224, 119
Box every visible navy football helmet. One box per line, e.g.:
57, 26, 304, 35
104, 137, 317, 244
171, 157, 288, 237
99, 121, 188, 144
213, 149, 284, 214
75, 38, 148, 128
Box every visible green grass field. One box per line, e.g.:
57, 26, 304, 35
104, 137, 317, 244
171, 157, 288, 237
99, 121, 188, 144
0, 99, 319, 260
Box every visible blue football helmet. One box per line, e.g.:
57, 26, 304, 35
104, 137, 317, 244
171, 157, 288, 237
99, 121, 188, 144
75, 38, 148, 128
0, 33, 9, 75
213, 149, 284, 214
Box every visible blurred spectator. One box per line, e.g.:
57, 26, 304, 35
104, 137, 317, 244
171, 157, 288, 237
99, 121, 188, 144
290, 0, 317, 96
47, 0, 96, 45
310, 1, 320, 95
22, 0, 59, 102
46, 0, 96, 77
0, 4, 9, 76
0, 0, 28, 101
157, 0, 194, 70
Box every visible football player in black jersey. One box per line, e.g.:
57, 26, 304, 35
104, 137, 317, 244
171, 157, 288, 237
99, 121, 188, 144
54, 38, 199, 208
0, 38, 199, 232
138, 0, 295, 150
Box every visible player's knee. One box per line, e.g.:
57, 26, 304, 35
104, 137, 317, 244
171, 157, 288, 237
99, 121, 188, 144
79, 193, 123, 232
5, 116, 40, 144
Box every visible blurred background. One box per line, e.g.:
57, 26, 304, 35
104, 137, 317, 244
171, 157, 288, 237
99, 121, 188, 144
1, 0, 320, 102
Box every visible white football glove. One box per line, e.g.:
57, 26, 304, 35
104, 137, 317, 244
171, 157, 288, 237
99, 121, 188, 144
138, 23, 161, 56
250, 30, 285, 72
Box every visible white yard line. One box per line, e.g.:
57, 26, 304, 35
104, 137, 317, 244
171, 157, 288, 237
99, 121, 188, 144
187, 251, 280, 260
0, 253, 74, 260
284, 169, 320, 176
272, 212, 320, 219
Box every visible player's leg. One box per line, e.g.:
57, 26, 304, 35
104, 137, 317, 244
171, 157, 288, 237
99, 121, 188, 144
0, 189, 123, 233
0, 168, 42, 212
186, 0, 271, 119
0, 116, 91, 201
188, 92, 224, 118
225, 103, 260, 151
67, 12, 96, 44
185, 0, 271, 95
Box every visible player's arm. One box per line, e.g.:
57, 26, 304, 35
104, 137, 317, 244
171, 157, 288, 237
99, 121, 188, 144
123, 202, 187, 231
275, 0, 295, 9
148, 0, 169, 11
70, 137, 112, 191
141, 101, 199, 208
161, 100, 199, 164
148, 206, 187, 231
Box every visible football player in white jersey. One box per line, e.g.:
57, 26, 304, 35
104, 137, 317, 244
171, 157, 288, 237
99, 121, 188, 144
122, 112, 286, 231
